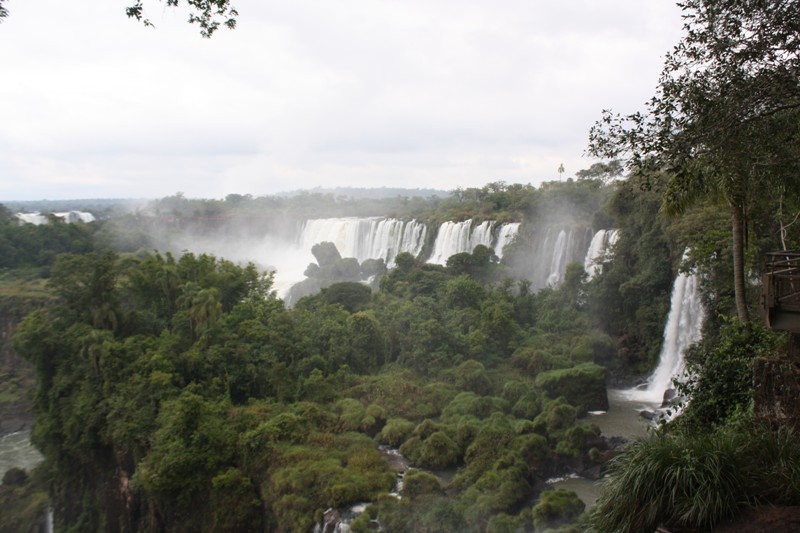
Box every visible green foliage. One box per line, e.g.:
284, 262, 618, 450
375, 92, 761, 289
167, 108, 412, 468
416, 431, 461, 470
210, 468, 263, 532
7, 180, 690, 532
513, 433, 551, 467
532, 399, 577, 436
589, 0, 800, 324
441, 392, 509, 422
532, 489, 585, 531
583, 181, 674, 374
0, 467, 49, 533
445, 275, 485, 309
378, 417, 415, 447
139, 392, 236, 501
264, 433, 395, 530
535, 363, 608, 416
125, 0, 238, 37
0, 219, 97, 270
589, 421, 800, 533
675, 319, 782, 431
452, 359, 492, 395
402, 470, 443, 500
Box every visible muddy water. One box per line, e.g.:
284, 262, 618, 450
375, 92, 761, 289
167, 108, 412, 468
550, 389, 658, 507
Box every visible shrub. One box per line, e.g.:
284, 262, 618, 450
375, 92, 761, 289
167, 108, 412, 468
532, 398, 577, 436
454, 359, 492, 395
379, 418, 415, 447
402, 470, 443, 500
676, 320, 782, 431
588, 428, 753, 532
532, 489, 585, 531
501, 379, 529, 404
535, 363, 608, 415
441, 392, 509, 422
511, 391, 542, 419
418, 431, 461, 470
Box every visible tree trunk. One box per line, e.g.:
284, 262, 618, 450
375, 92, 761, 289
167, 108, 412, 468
731, 202, 750, 326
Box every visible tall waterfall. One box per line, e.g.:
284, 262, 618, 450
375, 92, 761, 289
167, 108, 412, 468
625, 255, 705, 403
525, 226, 593, 288
299, 218, 427, 265
427, 220, 519, 265
583, 229, 619, 279
494, 223, 520, 258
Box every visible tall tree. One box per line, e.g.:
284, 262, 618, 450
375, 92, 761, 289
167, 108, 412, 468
588, 0, 800, 326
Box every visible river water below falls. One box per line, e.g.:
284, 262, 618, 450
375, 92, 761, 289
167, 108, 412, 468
550, 389, 658, 506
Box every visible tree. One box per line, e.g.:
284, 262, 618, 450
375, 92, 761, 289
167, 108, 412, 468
575, 160, 623, 181
0, 0, 237, 37
589, 0, 800, 326
128, 0, 239, 37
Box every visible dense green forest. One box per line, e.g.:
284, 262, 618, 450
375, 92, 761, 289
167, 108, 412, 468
3, 0, 800, 530
1, 158, 798, 532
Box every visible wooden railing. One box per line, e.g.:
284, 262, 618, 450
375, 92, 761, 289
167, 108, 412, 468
762, 251, 800, 332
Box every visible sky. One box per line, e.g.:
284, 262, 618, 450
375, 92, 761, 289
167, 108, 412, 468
0, 0, 685, 201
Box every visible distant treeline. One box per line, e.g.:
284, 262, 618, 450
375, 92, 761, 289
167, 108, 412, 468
278, 186, 452, 200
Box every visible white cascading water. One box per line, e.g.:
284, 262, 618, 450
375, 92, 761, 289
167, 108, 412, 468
525, 226, 593, 289
624, 254, 705, 403
428, 220, 476, 265
546, 229, 584, 285
583, 229, 620, 279
494, 222, 520, 258
299, 218, 427, 266
15, 211, 95, 225
427, 220, 520, 265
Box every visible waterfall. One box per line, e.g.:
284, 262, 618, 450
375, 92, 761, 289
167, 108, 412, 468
14, 211, 95, 225
494, 223, 520, 258
428, 221, 475, 265
428, 220, 520, 265
583, 229, 619, 279
625, 255, 705, 403
55, 211, 96, 223
299, 218, 427, 266
530, 226, 592, 287
546, 230, 569, 285
14, 212, 48, 225
471, 221, 494, 250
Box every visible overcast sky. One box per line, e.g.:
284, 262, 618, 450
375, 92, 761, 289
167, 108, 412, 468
0, 0, 685, 201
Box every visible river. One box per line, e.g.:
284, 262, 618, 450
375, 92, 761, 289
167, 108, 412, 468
550, 389, 657, 506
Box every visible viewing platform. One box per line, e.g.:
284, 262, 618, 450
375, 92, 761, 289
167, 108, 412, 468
762, 251, 800, 333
